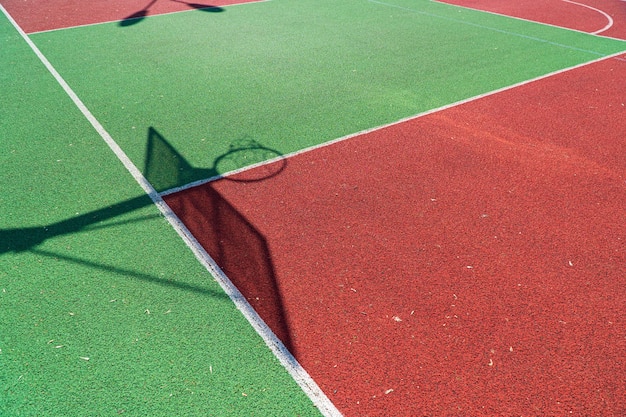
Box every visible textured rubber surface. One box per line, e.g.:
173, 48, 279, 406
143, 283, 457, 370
3, 0, 625, 415
0, 9, 325, 417
166, 55, 626, 416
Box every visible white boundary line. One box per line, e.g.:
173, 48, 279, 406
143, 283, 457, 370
431, 0, 626, 42
4, 0, 625, 410
0, 4, 342, 416
162, 49, 626, 195
370, 0, 621, 53
561, 0, 613, 35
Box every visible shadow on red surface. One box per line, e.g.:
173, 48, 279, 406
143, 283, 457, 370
119, 0, 224, 26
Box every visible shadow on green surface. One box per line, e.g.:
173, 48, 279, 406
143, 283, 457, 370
0, 194, 154, 254
0, 127, 285, 255
119, 0, 224, 27
1, 127, 293, 351
145, 126, 286, 192
0, 195, 229, 300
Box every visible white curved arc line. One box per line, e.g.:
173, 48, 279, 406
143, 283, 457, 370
561, 0, 613, 34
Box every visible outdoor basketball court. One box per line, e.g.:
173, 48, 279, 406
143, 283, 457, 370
2, 0, 625, 415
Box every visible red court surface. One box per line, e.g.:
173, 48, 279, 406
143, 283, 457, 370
437, 0, 626, 40
165, 56, 626, 415
1, 0, 259, 33
6, 0, 625, 414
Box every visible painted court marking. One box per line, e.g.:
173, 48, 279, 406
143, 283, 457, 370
4, 0, 625, 414
165, 54, 625, 415
370, 0, 610, 56
561, 0, 613, 34
160, 49, 626, 196
0, 4, 342, 416
435, 0, 626, 41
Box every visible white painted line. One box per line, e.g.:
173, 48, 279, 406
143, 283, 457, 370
431, 0, 626, 41
162, 49, 626, 195
369, 0, 611, 56
159, 153, 287, 196
562, 0, 613, 34
268, 51, 626, 160
0, 4, 342, 416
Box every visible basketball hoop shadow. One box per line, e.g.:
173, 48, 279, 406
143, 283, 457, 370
145, 127, 295, 353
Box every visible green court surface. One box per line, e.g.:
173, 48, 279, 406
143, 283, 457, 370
0, 12, 323, 417
2, 0, 625, 415
26, 0, 626, 190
